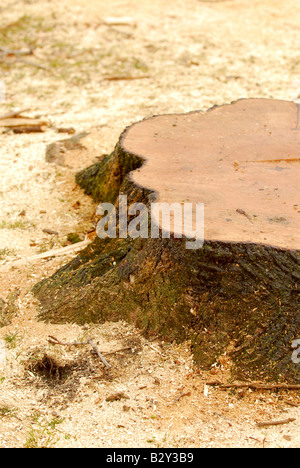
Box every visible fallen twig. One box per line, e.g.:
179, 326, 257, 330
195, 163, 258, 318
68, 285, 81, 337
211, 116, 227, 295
88, 339, 111, 368
0, 47, 33, 56
205, 380, 224, 386
42, 228, 59, 235
236, 208, 253, 224
0, 117, 48, 128
0, 238, 92, 268
0, 109, 30, 120
104, 75, 150, 81
16, 57, 51, 71
102, 346, 134, 356
48, 336, 87, 346
256, 418, 296, 428
0, 50, 51, 72
144, 343, 162, 355
249, 436, 267, 448
206, 381, 300, 391
48, 335, 111, 368
174, 391, 191, 403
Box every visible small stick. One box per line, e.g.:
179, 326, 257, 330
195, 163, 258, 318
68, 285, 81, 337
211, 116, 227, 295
103, 346, 133, 356
12, 125, 45, 133
236, 208, 253, 223
104, 75, 150, 81
48, 336, 87, 346
249, 436, 267, 448
48, 335, 111, 368
249, 436, 261, 443
206, 381, 300, 391
144, 343, 162, 355
16, 57, 51, 71
0, 109, 30, 120
42, 228, 59, 235
256, 418, 296, 428
88, 339, 111, 368
205, 380, 223, 386
1, 238, 92, 268
0, 50, 49, 71
284, 400, 299, 408
0, 47, 33, 56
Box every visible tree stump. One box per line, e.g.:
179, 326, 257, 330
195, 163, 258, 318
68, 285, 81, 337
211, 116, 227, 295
34, 99, 300, 383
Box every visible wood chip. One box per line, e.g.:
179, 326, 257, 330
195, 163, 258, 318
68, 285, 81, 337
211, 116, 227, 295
0, 238, 92, 268
42, 228, 59, 235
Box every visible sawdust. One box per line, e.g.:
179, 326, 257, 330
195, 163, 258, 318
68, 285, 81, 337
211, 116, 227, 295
0, 0, 299, 448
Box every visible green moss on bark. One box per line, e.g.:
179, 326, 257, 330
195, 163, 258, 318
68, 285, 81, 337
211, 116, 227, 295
33, 140, 300, 384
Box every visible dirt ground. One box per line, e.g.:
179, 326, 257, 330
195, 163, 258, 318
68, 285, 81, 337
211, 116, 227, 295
0, 0, 299, 448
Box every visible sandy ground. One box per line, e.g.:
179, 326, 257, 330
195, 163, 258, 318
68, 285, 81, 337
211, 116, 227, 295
0, 0, 299, 448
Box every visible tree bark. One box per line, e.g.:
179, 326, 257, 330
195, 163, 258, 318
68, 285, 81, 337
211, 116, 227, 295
33, 99, 300, 384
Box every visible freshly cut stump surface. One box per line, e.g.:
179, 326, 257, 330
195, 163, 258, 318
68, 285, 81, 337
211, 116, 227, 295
122, 98, 300, 248
34, 99, 300, 384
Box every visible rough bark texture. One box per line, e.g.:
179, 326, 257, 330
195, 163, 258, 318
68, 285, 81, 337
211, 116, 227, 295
33, 138, 300, 384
